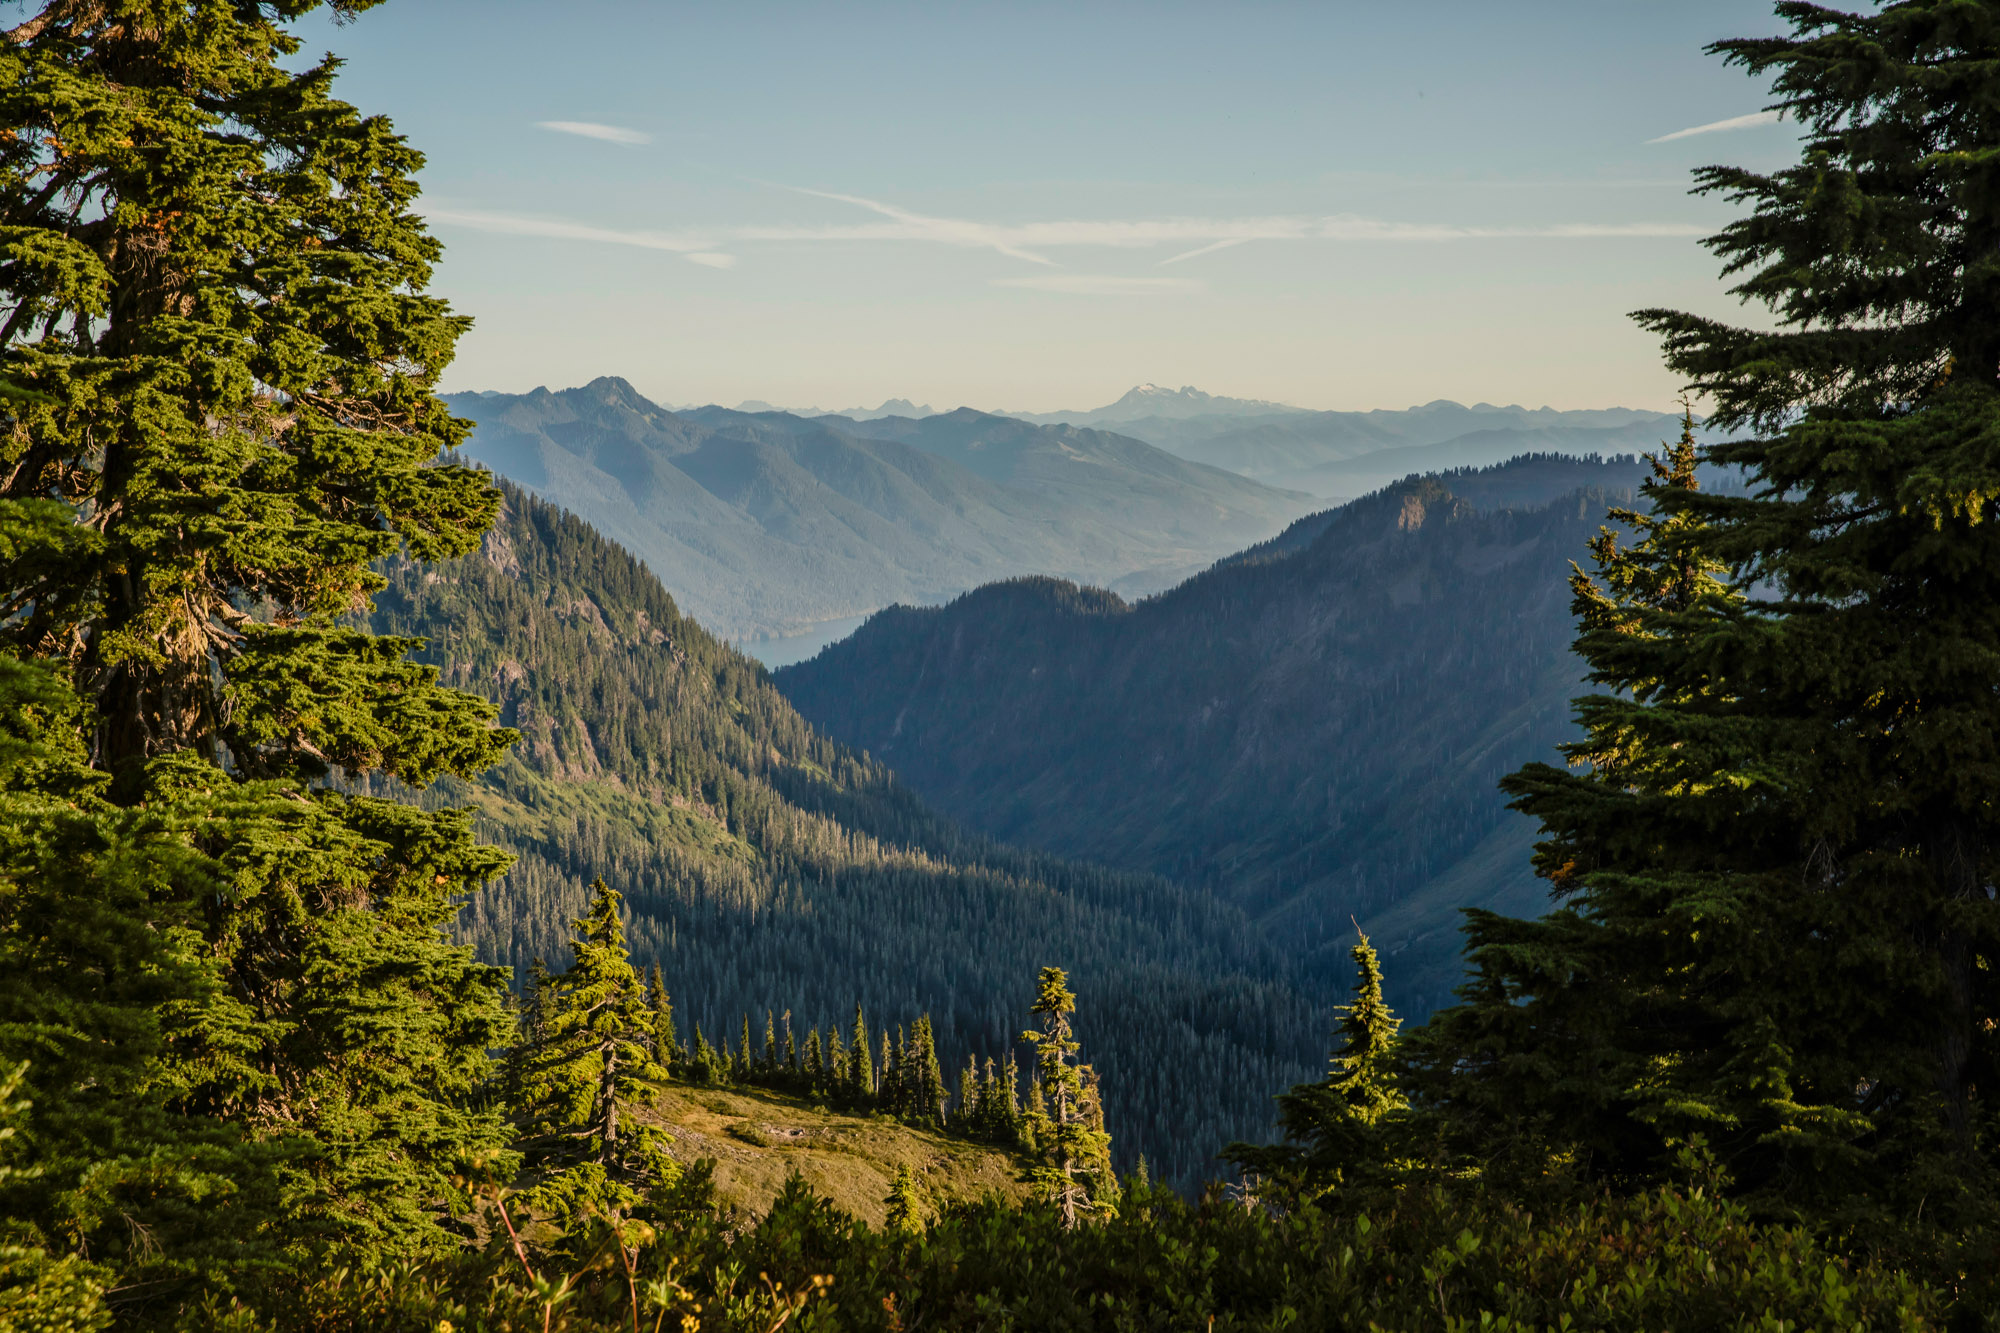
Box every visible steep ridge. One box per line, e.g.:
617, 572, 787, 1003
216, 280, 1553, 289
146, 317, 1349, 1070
447, 380, 1314, 643
775, 461, 1641, 1015
365, 483, 1327, 1186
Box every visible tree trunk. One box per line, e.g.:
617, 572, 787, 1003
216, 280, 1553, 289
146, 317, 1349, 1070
598, 1038, 620, 1168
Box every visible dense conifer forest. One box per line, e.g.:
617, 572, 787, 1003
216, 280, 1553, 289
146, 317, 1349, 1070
2, 0, 2000, 1327
779, 462, 1640, 1014
364, 481, 1327, 1185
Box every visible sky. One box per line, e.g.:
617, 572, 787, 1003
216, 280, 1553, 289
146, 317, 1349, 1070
293, 0, 1799, 414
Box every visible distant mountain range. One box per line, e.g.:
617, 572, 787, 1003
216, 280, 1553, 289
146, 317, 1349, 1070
446, 379, 1316, 644
806, 384, 1693, 499
775, 454, 1663, 1017
1009, 388, 1688, 497
1005, 383, 1312, 426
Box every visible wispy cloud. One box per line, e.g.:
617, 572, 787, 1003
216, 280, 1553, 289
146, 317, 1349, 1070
425, 207, 731, 269
538, 120, 652, 146
1648, 109, 1783, 144
424, 191, 1711, 277
992, 275, 1202, 295
777, 187, 1057, 264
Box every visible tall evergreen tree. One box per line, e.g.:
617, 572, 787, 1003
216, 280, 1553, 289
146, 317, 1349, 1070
956, 1056, 978, 1130
646, 963, 678, 1067
1020, 967, 1113, 1228
0, 0, 516, 1280
511, 880, 673, 1226
1230, 933, 1406, 1195
913, 1015, 948, 1124
883, 1164, 924, 1235
828, 1026, 847, 1100
1418, 0, 2000, 1242
884, 1023, 908, 1115
847, 1004, 873, 1103
689, 1025, 721, 1087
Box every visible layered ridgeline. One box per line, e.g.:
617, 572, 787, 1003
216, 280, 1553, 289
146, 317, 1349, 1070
363, 481, 1326, 1185
445, 379, 1314, 643
1005, 384, 1686, 498
777, 455, 1660, 1016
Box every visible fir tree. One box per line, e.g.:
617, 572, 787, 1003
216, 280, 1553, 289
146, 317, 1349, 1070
885, 1023, 908, 1115
828, 1026, 848, 1100
1000, 1050, 1023, 1133
0, 0, 515, 1276
805, 1028, 825, 1094
883, 1164, 924, 1235
763, 1010, 779, 1077
914, 1015, 948, 1124
1229, 933, 1406, 1194
1020, 967, 1113, 1228
647, 963, 679, 1067
848, 1004, 874, 1103
510, 880, 673, 1226
1420, 0, 2000, 1239
956, 1056, 978, 1130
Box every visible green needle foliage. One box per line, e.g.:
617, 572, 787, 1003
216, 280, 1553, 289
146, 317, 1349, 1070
1413, 0, 2000, 1275
0, 0, 519, 1305
1019, 967, 1112, 1229
508, 879, 675, 1231
882, 1165, 924, 1236
1229, 931, 1407, 1199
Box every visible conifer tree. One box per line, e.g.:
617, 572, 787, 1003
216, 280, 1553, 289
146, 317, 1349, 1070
914, 1015, 948, 1124
782, 1011, 798, 1080
885, 1023, 908, 1115
763, 1010, 779, 1077
957, 1056, 978, 1130
738, 1015, 754, 1083
805, 1028, 825, 1093
0, 0, 515, 1271
0, 1060, 108, 1328
690, 1025, 721, 1086
847, 1004, 874, 1102
1230, 933, 1406, 1194
883, 1164, 924, 1235
511, 880, 673, 1226
1020, 967, 1113, 1227
828, 1027, 847, 1099
1419, 0, 2000, 1237
647, 963, 678, 1067
0, 640, 288, 1290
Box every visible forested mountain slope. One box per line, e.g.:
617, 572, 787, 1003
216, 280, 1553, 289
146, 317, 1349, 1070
777, 464, 1634, 1015
446, 380, 1313, 642
364, 483, 1326, 1185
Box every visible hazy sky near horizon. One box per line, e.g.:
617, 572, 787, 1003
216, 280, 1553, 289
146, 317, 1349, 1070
297, 0, 1796, 414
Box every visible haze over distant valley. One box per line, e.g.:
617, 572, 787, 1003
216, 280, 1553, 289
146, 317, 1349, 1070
452, 378, 1691, 661
448, 378, 1317, 655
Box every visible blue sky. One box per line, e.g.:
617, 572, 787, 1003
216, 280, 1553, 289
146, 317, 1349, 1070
298, 1, 1796, 413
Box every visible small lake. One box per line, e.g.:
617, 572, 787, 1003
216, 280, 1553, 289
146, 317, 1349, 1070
736, 613, 874, 669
